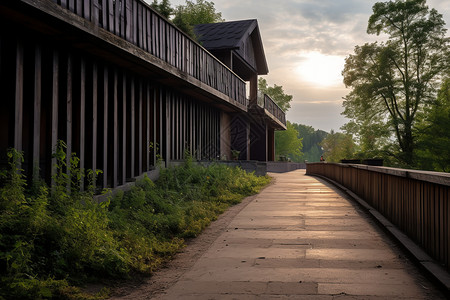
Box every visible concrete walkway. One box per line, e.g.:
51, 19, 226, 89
147, 170, 445, 299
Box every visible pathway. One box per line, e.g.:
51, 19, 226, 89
112, 169, 445, 299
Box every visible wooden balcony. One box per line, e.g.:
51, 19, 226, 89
256, 94, 287, 130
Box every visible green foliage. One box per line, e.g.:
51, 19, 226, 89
0, 145, 270, 298
258, 78, 292, 112
342, 0, 449, 167
275, 121, 303, 161
291, 123, 328, 162
320, 130, 357, 163
172, 0, 224, 39
150, 0, 174, 19
416, 78, 450, 171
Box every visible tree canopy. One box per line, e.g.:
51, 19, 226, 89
258, 78, 292, 112
342, 0, 449, 167
320, 131, 357, 163
275, 121, 303, 161
172, 0, 224, 38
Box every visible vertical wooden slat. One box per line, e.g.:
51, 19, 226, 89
119, 0, 125, 38
125, 0, 132, 41
92, 0, 100, 25
146, 10, 151, 53
68, 0, 75, 12
83, 0, 90, 20
101, 0, 107, 28
33, 45, 42, 182
113, 69, 118, 187
108, 0, 115, 33
76, 0, 82, 15
132, 0, 137, 44
103, 66, 108, 188
14, 41, 24, 151
138, 80, 142, 175
122, 74, 127, 184
153, 87, 157, 166
138, 2, 143, 48
165, 91, 170, 164
146, 84, 150, 170
51, 50, 59, 184
80, 57, 86, 190
130, 77, 135, 177
92, 62, 98, 186
66, 54, 73, 189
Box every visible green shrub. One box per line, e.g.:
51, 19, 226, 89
0, 146, 270, 299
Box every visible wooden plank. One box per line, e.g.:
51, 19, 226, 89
119, 0, 125, 38
113, 69, 118, 187
132, 0, 137, 44
122, 74, 127, 184
138, 80, 142, 175
14, 41, 24, 151
92, 62, 98, 186
60, 0, 68, 9
51, 50, 59, 185
76, 0, 82, 15
108, 0, 115, 33
67, 54, 73, 188
101, 0, 107, 29
80, 57, 86, 190
131, 77, 135, 177
152, 87, 156, 166
146, 10, 151, 53
103, 66, 108, 188
138, 2, 143, 48
33, 45, 42, 182
83, 0, 90, 19
69, 0, 75, 12
146, 84, 150, 170
125, 0, 132, 41
165, 91, 170, 163
92, 0, 100, 25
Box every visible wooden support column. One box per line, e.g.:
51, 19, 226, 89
92, 62, 98, 187
122, 74, 127, 184
14, 41, 24, 152
138, 80, 142, 175
113, 69, 118, 187
130, 77, 135, 177
249, 74, 258, 105
103, 66, 108, 188
165, 91, 170, 166
33, 45, 42, 181
51, 50, 59, 184
67, 54, 73, 188
152, 88, 157, 166
146, 84, 150, 170
80, 58, 86, 190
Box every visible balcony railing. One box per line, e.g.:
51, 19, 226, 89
260, 94, 286, 126
51, 0, 247, 107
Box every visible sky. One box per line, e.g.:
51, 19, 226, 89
151, 0, 450, 132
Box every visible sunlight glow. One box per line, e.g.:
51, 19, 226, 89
295, 52, 345, 87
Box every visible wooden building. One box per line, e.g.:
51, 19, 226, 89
0, 0, 286, 190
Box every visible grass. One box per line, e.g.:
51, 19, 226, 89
0, 146, 270, 299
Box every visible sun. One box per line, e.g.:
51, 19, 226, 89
295, 52, 345, 87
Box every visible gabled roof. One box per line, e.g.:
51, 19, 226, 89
194, 19, 269, 75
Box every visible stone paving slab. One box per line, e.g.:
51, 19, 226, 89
147, 170, 446, 299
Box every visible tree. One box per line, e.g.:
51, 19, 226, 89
172, 0, 224, 38
291, 123, 328, 162
275, 121, 303, 161
258, 78, 292, 112
342, 0, 449, 167
320, 131, 357, 163
150, 0, 173, 19
416, 78, 450, 171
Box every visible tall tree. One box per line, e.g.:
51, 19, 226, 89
320, 131, 357, 163
172, 0, 224, 38
342, 0, 449, 167
275, 121, 303, 161
258, 78, 292, 112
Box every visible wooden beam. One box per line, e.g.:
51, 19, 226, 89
103, 66, 108, 188
67, 54, 73, 188
33, 44, 42, 182
92, 62, 98, 187
51, 50, 59, 185
138, 79, 142, 175
14, 41, 24, 152
122, 74, 126, 184
131, 77, 135, 177
113, 68, 118, 187
80, 57, 86, 190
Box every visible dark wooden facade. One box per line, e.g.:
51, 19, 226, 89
0, 0, 286, 189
